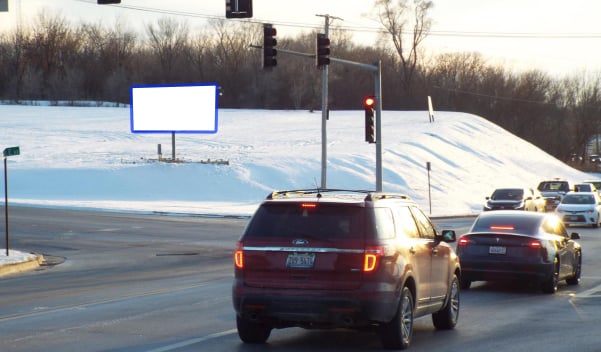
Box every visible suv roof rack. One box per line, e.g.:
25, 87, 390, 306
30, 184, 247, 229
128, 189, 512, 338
266, 189, 411, 202
365, 192, 411, 201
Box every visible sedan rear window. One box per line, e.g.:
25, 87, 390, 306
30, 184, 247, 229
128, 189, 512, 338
244, 203, 366, 239
470, 215, 538, 235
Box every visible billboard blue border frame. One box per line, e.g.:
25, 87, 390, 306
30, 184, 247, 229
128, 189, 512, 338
130, 82, 219, 134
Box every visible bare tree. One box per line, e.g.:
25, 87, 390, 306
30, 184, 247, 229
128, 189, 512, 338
26, 12, 80, 99
374, 0, 433, 106
145, 17, 189, 82
185, 31, 212, 81
0, 27, 28, 100
562, 75, 601, 160
208, 19, 261, 107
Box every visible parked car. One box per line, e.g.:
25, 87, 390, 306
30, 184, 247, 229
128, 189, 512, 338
457, 210, 581, 294
555, 191, 601, 228
536, 180, 571, 211
483, 187, 545, 212
233, 189, 461, 350
573, 183, 597, 193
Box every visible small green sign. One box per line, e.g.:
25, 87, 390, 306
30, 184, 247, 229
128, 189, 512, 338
3, 146, 20, 157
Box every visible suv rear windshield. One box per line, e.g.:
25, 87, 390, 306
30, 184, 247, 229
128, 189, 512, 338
244, 202, 366, 239
537, 181, 569, 192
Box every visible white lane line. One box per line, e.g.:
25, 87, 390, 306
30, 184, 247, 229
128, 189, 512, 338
146, 329, 238, 352
572, 280, 601, 298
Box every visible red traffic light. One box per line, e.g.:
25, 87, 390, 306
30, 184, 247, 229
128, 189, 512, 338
363, 96, 375, 108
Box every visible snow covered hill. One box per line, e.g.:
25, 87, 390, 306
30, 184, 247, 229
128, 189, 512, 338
0, 104, 591, 217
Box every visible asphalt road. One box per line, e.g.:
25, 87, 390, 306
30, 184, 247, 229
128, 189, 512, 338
1, 206, 601, 352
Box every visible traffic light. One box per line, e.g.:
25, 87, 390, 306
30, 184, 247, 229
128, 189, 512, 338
225, 0, 253, 18
97, 0, 121, 4
364, 96, 376, 143
263, 24, 277, 69
316, 33, 330, 68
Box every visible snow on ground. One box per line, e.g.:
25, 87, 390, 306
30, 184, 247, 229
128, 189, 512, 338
0, 104, 592, 219
0, 249, 36, 266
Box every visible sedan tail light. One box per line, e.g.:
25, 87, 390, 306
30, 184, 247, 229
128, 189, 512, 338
458, 237, 470, 246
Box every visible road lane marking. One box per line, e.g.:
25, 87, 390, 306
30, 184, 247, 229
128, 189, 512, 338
146, 329, 237, 352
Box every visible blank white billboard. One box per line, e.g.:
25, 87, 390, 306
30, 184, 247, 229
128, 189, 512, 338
130, 83, 218, 133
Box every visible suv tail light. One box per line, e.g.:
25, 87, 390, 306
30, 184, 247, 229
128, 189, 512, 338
364, 246, 384, 272
234, 242, 244, 269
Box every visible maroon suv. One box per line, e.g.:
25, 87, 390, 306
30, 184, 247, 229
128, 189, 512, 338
232, 189, 461, 350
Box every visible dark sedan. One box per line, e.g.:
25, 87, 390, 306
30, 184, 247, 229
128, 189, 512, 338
483, 187, 545, 212
457, 211, 581, 294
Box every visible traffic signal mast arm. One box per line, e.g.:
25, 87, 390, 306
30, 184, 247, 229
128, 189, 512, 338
251, 30, 383, 191
251, 45, 379, 72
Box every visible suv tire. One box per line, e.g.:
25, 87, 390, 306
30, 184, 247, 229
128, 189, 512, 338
236, 315, 271, 344
432, 274, 460, 330
381, 286, 414, 350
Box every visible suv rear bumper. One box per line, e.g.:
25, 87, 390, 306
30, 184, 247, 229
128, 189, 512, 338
232, 283, 399, 328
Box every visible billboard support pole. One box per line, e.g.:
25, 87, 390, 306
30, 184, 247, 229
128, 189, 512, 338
172, 132, 176, 161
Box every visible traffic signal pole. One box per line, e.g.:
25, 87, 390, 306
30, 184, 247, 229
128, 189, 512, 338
253, 24, 384, 191
330, 58, 383, 191
317, 15, 331, 189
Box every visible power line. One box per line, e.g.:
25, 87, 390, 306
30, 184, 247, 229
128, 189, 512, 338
77, 1, 601, 40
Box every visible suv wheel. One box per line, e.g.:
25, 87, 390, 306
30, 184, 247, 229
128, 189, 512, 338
236, 315, 271, 344
432, 274, 460, 330
381, 286, 414, 350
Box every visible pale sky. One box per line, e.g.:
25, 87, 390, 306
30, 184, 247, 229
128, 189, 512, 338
1, 0, 600, 77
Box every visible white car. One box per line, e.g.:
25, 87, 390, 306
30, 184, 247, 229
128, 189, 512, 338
573, 183, 598, 193
555, 191, 601, 228
582, 180, 601, 196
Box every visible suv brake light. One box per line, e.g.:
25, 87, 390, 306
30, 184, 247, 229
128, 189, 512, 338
364, 246, 384, 272
234, 242, 244, 269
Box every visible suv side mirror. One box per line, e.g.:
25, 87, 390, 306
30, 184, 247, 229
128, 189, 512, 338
440, 230, 457, 243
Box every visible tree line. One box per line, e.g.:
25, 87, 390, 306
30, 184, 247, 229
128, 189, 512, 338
0, 10, 600, 162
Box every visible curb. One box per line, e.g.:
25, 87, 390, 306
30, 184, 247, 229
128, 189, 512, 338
0, 254, 44, 278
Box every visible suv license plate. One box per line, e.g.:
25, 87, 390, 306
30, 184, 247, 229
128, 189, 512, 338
286, 253, 316, 268
489, 246, 506, 255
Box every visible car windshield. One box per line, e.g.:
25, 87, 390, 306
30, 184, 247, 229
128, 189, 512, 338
244, 202, 366, 239
561, 194, 594, 205
491, 189, 523, 200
